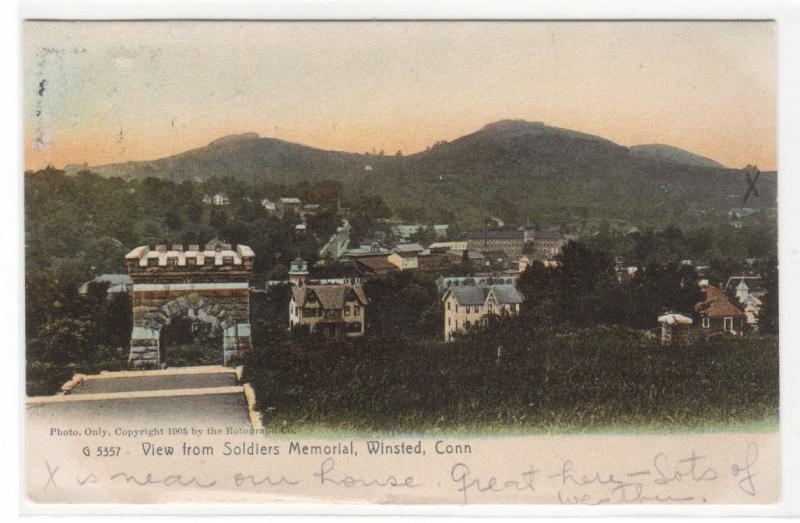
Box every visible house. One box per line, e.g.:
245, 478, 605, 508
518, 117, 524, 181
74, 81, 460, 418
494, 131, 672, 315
429, 241, 468, 252
724, 276, 766, 300
386, 243, 424, 271
212, 193, 230, 206
417, 252, 459, 274
694, 282, 746, 335
437, 275, 518, 295
278, 197, 302, 216
481, 250, 510, 270
466, 230, 525, 261
355, 256, 400, 276
78, 273, 134, 295
390, 224, 449, 242
442, 284, 524, 341
724, 276, 766, 329
343, 241, 392, 259
289, 283, 369, 337
261, 198, 277, 213
301, 204, 321, 219
658, 313, 694, 345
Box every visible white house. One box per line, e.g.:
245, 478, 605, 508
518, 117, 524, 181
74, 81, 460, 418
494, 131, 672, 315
442, 284, 523, 341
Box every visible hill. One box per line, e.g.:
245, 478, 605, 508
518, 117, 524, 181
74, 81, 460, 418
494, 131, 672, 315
629, 143, 726, 169
66, 119, 777, 228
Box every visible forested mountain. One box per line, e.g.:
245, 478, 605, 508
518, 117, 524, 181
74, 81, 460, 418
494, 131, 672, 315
64, 119, 777, 228
629, 143, 726, 168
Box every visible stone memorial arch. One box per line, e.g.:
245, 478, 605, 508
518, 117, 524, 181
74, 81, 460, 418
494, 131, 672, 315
125, 241, 255, 368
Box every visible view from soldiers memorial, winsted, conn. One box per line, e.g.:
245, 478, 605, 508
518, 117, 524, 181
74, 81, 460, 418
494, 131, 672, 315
25, 115, 778, 434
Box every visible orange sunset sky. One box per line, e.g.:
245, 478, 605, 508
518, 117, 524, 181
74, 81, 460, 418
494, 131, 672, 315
23, 21, 777, 171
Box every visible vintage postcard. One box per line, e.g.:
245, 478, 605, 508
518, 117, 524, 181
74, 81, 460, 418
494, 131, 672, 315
23, 20, 780, 508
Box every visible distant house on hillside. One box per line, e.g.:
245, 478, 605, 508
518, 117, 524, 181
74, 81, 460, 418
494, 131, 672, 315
261, 198, 277, 213
442, 284, 523, 341
211, 193, 230, 206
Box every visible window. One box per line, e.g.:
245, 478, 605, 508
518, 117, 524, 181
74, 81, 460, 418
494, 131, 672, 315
702, 317, 710, 328
466, 306, 471, 314
345, 305, 350, 316
724, 317, 733, 332
447, 302, 451, 311
354, 305, 360, 316
455, 304, 459, 312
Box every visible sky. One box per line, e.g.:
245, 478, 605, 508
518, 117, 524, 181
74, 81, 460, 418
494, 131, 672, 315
23, 21, 777, 171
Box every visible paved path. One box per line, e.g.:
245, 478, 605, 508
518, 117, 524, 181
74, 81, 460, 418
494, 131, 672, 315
26, 366, 252, 428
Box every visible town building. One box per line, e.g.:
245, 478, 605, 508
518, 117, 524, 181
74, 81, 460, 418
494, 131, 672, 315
261, 198, 277, 213
437, 275, 518, 295
442, 284, 523, 341
289, 282, 369, 338
387, 243, 424, 271
355, 256, 400, 276
429, 241, 468, 252
288, 257, 309, 287
693, 281, 746, 335
523, 227, 569, 260
79, 273, 134, 295
390, 224, 449, 242
278, 197, 302, 216
466, 230, 525, 261
203, 193, 230, 206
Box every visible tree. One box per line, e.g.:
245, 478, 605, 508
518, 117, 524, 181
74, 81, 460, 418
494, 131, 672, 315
759, 256, 779, 334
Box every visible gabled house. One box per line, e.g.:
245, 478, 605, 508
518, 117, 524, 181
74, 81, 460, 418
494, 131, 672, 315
694, 283, 746, 335
289, 283, 369, 337
387, 243, 424, 271
442, 284, 523, 341
261, 198, 277, 213
212, 193, 230, 206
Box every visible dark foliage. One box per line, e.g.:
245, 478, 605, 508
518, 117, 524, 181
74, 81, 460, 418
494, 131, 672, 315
243, 329, 778, 433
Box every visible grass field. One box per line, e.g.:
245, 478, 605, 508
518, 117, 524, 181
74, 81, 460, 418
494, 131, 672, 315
243, 328, 779, 436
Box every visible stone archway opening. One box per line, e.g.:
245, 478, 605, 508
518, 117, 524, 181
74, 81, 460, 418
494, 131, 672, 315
126, 242, 255, 369
156, 295, 226, 367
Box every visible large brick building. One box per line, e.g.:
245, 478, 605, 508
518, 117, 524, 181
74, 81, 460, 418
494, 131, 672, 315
125, 241, 255, 368
465, 230, 525, 261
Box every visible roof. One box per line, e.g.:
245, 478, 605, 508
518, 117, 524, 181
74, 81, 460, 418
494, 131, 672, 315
355, 256, 400, 275
533, 228, 566, 240
418, 252, 457, 272
725, 276, 765, 295
481, 250, 509, 259
695, 286, 745, 318
658, 313, 694, 325
125, 243, 254, 267
393, 243, 424, 253
445, 284, 524, 306
466, 230, 524, 240
291, 283, 368, 309
79, 274, 133, 294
